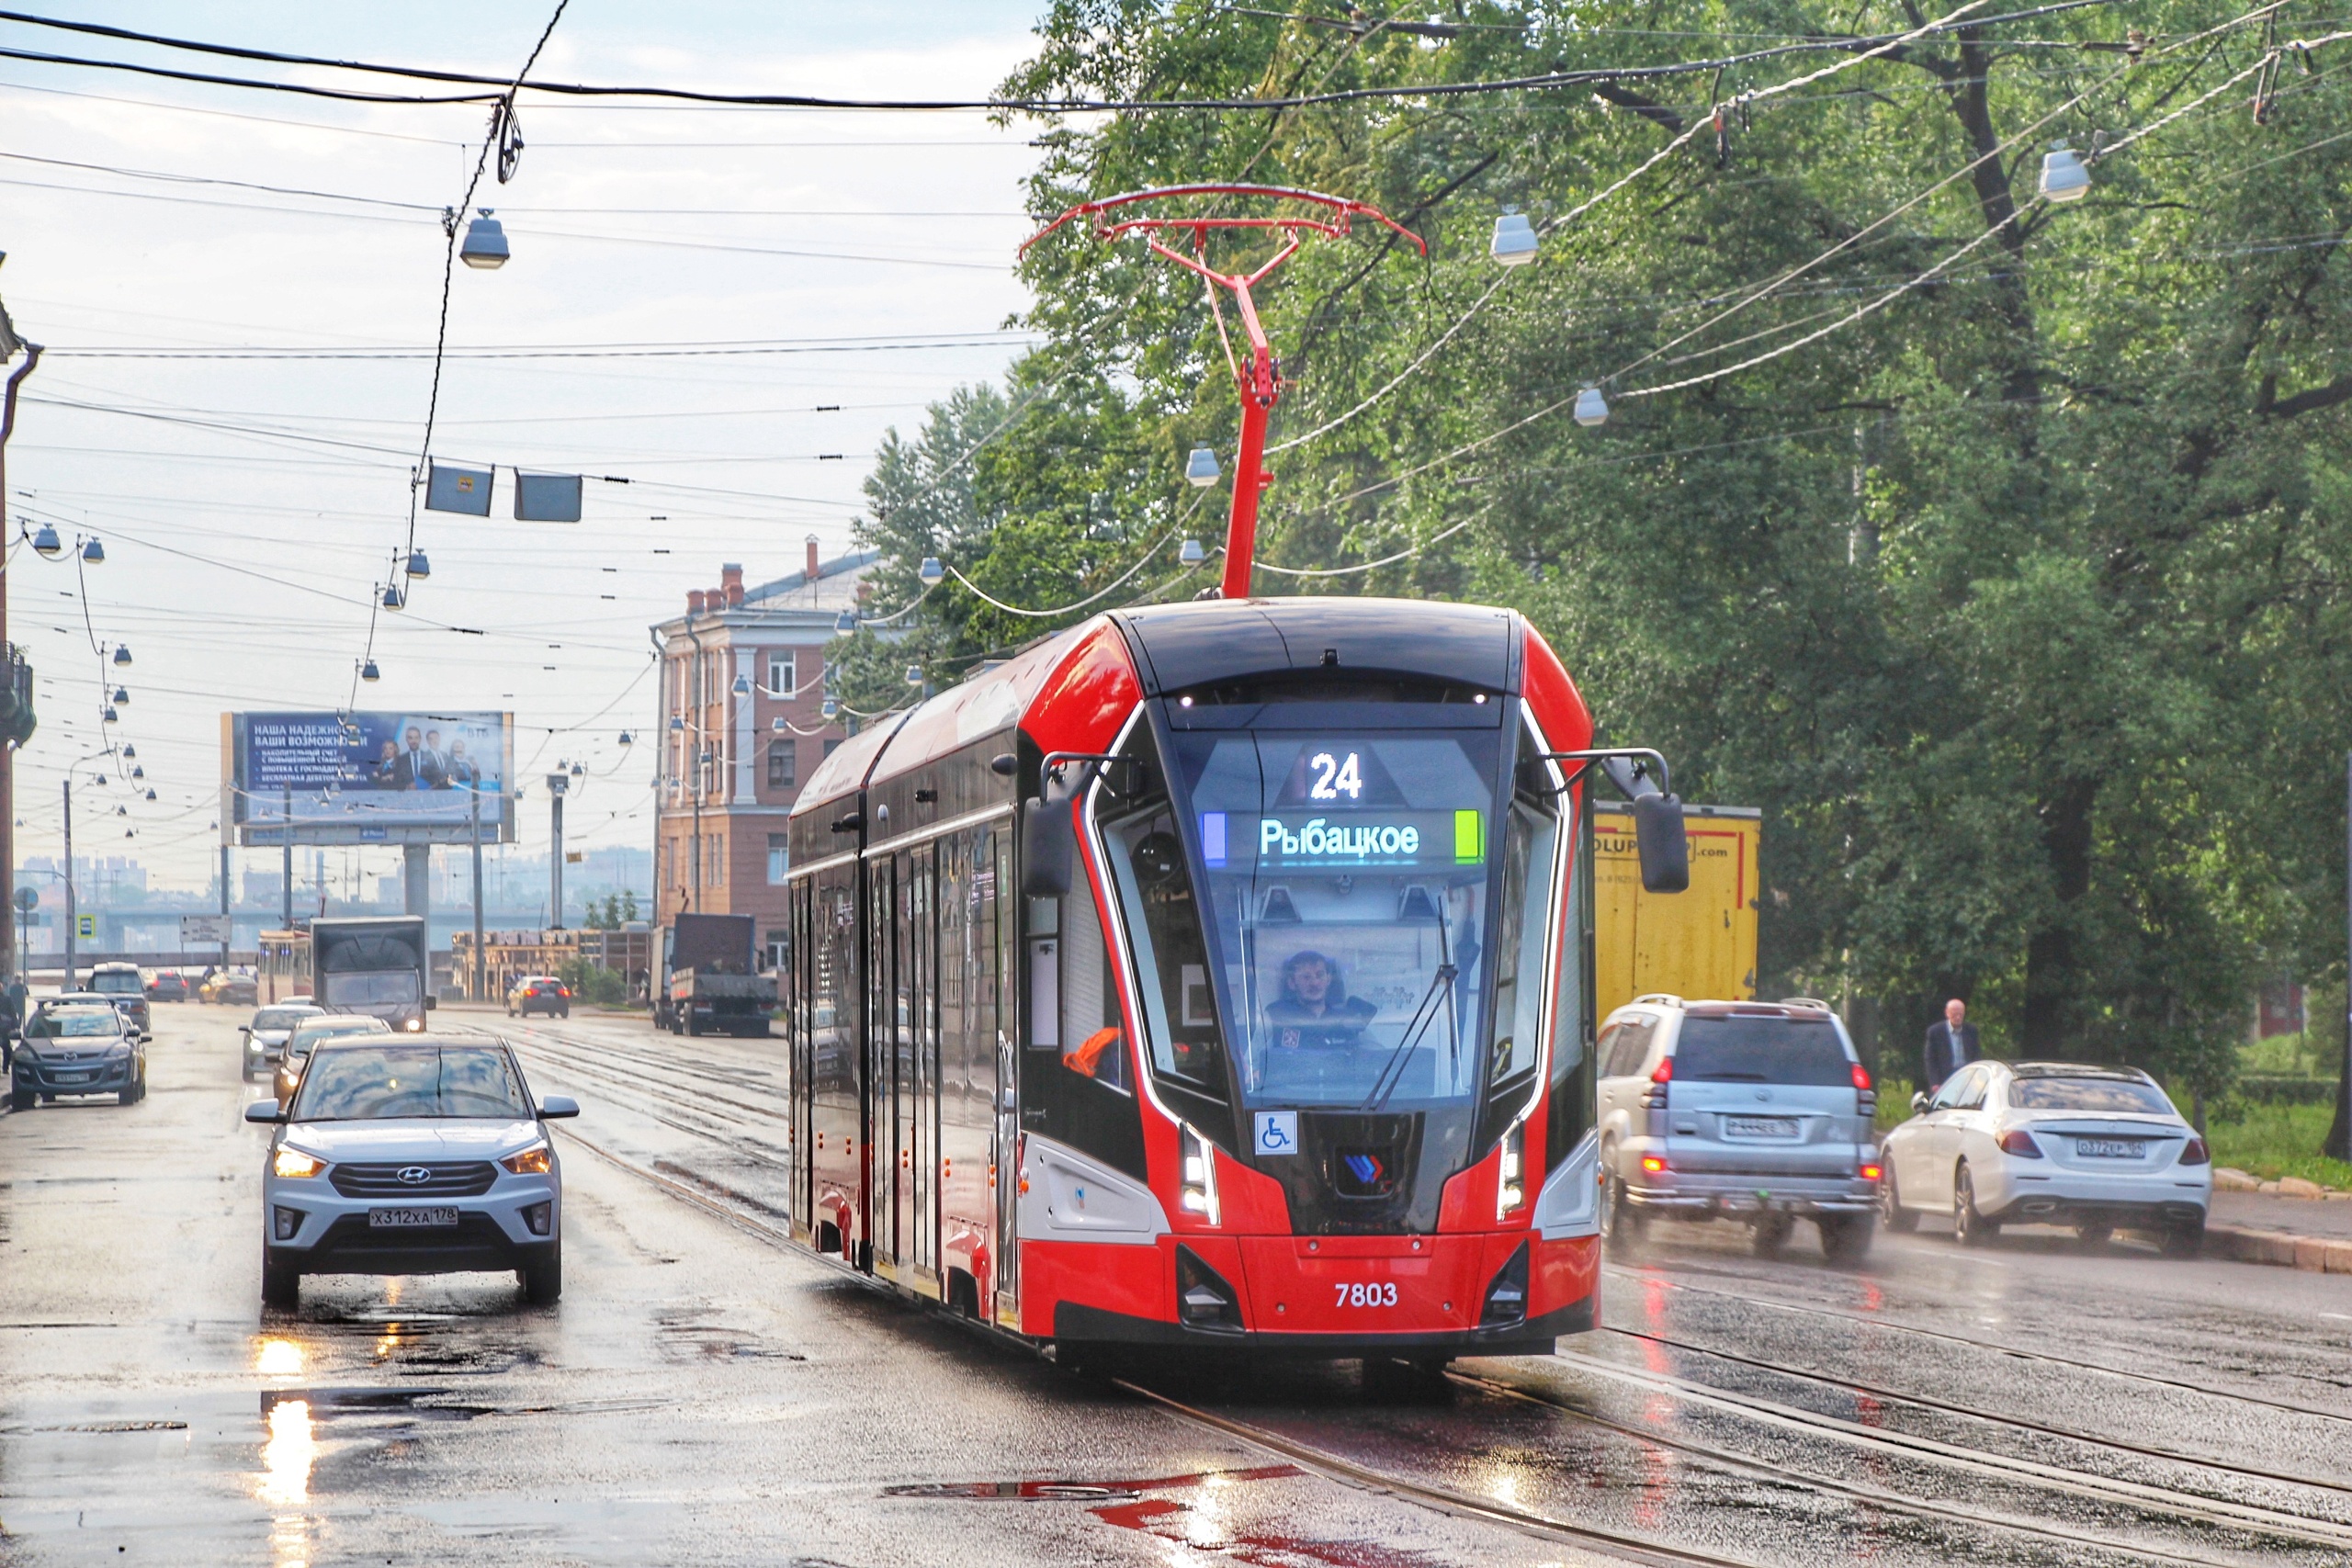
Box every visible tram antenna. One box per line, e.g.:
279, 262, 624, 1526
1023, 186, 1426, 603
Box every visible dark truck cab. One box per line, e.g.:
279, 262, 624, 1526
655, 912, 773, 1037
310, 916, 435, 1032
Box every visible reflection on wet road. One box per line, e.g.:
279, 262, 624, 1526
3, 1003, 2345, 1564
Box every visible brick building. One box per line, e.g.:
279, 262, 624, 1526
651, 544, 875, 968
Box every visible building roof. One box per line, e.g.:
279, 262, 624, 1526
745, 547, 881, 609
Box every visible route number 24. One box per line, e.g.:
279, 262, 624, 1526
1336, 1281, 1398, 1307
1309, 751, 1363, 801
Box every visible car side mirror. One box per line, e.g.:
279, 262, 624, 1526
1631, 792, 1690, 894
1020, 794, 1075, 900
243, 1100, 284, 1124
1910, 1091, 1928, 1114
537, 1094, 580, 1120
238, 1025, 251, 1035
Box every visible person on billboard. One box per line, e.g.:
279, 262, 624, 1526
423, 728, 453, 788
372, 739, 401, 788
447, 739, 480, 787
390, 726, 447, 790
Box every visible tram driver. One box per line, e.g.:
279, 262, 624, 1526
1266, 949, 1378, 1050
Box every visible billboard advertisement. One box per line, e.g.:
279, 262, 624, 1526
225, 711, 514, 844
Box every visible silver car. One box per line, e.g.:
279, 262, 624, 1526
1595, 996, 1881, 1261
12, 1002, 146, 1109
239, 1004, 323, 1083
246, 1036, 578, 1308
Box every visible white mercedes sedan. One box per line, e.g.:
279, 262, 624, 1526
1880, 1059, 2210, 1255
246, 1036, 578, 1308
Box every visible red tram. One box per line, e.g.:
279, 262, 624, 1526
784, 596, 1686, 1361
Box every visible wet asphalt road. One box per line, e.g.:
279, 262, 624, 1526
3, 1004, 2347, 1566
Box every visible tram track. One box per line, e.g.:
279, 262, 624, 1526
1606, 1261, 2352, 1426
1596, 1323, 2352, 1500
536, 1021, 2351, 1566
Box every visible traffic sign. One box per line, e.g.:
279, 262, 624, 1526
75, 914, 96, 940
180, 914, 230, 945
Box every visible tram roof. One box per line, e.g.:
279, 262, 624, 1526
792, 597, 1525, 812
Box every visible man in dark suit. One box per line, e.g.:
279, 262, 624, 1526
1922, 998, 1980, 1094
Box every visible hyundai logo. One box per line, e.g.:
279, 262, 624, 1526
395, 1166, 433, 1186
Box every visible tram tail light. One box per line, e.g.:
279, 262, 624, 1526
1480, 1241, 1530, 1327
1179, 1123, 1221, 1225
1997, 1129, 2044, 1158
1498, 1122, 1526, 1219
1174, 1245, 1242, 1332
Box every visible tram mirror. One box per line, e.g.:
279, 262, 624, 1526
1021, 795, 1075, 899
1631, 792, 1690, 894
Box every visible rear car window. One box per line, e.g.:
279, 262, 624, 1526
2010, 1076, 2175, 1114
1672, 1017, 1851, 1085
253, 1009, 315, 1030
90, 973, 141, 994
291, 1045, 531, 1120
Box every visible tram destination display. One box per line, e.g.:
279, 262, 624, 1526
223, 710, 514, 845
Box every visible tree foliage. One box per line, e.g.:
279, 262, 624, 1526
844, 0, 2352, 1096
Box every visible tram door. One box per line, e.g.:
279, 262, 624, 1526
990, 830, 1019, 1316
865, 853, 896, 1270
897, 846, 939, 1286
788, 879, 814, 1238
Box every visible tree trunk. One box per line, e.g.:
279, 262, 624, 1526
2021, 776, 2096, 1055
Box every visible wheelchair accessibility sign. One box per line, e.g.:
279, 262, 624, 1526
1253, 1110, 1299, 1156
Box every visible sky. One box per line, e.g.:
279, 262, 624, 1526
0, 1, 1054, 894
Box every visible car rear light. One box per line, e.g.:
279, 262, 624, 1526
1480, 1241, 1530, 1326
1650, 1057, 1673, 1084
557, 987, 571, 998
2179, 1136, 2210, 1166
1173, 1245, 1242, 1332
1997, 1129, 2044, 1158
1641, 1156, 1668, 1174
1849, 1062, 1872, 1091
1859, 1163, 1883, 1181
1178, 1123, 1220, 1224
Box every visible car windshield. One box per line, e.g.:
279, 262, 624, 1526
252, 1008, 315, 1032
288, 1021, 385, 1054
322, 970, 421, 1008
1672, 1017, 1852, 1085
2010, 1076, 2177, 1114
89, 973, 141, 995
290, 1045, 532, 1120
34, 1010, 119, 1038
1158, 728, 1540, 1109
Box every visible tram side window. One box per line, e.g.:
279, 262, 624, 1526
1102, 805, 1225, 1093
1057, 874, 1129, 1093
1547, 790, 1595, 1172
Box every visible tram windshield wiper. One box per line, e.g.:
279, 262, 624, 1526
1362, 963, 1457, 1113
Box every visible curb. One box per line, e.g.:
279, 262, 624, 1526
2206, 1224, 2352, 1274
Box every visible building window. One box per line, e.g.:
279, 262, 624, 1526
764, 930, 789, 970
767, 653, 795, 696
707, 835, 724, 887
768, 833, 788, 885
767, 742, 796, 789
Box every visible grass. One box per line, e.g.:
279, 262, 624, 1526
2202, 1100, 2352, 1189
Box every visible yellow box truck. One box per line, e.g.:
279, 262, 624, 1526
1592, 803, 1760, 1019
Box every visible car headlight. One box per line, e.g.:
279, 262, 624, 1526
500, 1142, 552, 1177
273, 1146, 328, 1179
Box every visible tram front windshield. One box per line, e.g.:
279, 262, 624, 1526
1172, 730, 1509, 1108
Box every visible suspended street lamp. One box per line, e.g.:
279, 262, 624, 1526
459, 209, 511, 269
360, 659, 381, 682
382, 584, 404, 611
144, 788, 156, 801
81, 537, 104, 564
2040, 141, 2091, 202
1185, 446, 1222, 488
730, 673, 752, 695
130, 765, 144, 780
103, 705, 119, 724
29, 524, 60, 558
617, 730, 633, 747
1574, 386, 1611, 427
112, 645, 130, 666
1490, 208, 1540, 266
111, 685, 128, 705
919, 556, 944, 585
1180, 538, 1207, 566
820, 697, 840, 719
405, 550, 433, 579
834, 609, 858, 635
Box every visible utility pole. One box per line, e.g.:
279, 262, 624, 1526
280, 785, 293, 929
219, 839, 232, 976
2332, 751, 2352, 1162
60, 778, 73, 988
546, 771, 568, 931
0, 311, 43, 983
469, 782, 484, 1000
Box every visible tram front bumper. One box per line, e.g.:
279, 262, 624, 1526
1036, 1230, 1597, 1357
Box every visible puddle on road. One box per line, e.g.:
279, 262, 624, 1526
887, 1464, 1458, 1565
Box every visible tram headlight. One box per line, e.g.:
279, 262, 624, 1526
1498, 1122, 1526, 1219
1179, 1123, 1221, 1226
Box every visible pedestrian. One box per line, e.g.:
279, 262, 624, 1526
1922, 998, 1980, 1095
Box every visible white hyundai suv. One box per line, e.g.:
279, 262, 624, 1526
246, 1036, 578, 1307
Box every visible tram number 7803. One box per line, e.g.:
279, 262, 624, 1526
1336, 1281, 1398, 1308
